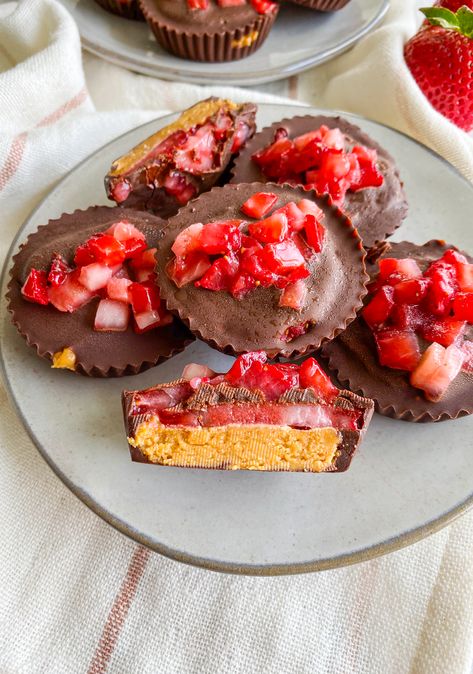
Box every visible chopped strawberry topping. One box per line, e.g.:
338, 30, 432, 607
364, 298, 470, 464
252, 124, 384, 205
168, 196, 326, 305
241, 192, 278, 219
410, 343, 464, 402
363, 247, 472, 400
20, 221, 172, 336
299, 358, 338, 401
279, 279, 307, 310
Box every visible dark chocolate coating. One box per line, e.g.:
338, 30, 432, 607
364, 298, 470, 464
322, 240, 473, 422
7, 206, 194, 377
231, 115, 408, 252
93, 0, 144, 20
155, 182, 368, 358
122, 379, 374, 472
139, 0, 278, 62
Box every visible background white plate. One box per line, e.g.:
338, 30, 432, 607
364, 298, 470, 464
2, 104, 473, 575
58, 0, 389, 86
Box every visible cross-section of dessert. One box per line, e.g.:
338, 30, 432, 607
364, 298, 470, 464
123, 352, 374, 472
105, 98, 257, 216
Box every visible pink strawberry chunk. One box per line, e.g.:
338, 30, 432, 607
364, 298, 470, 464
195, 253, 239, 292
362, 286, 395, 329
299, 358, 338, 400
378, 258, 422, 284
410, 342, 464, 402
107, 277, 132, 303
303, 214, 325, 253
374, 330, 421, 371
94, 299, 130, 332
171, 223, 204, 258
248, 212, 288, 243
453, 292, 473, 322
48, 254, 70, 288
79, 263, 113, 292
279, 279, 307, 310
48, 270, 96, 313
419, 317, 466, 347
199, 221, 242, 255
241, 192, 278, 219
21, 269, 49, 306
166, 251, 211, 287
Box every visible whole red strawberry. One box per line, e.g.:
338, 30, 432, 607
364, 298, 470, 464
435, 0, 473, 11
405, 6, 473, 131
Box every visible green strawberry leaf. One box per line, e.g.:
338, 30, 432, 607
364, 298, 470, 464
420, 6, 473, 37
420, 7, 460, 30
457, 6, 473, 38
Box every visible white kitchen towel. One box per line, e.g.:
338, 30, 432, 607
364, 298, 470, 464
1, 1, 473, 674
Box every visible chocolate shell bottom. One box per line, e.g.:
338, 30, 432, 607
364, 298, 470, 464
7, 206, 194, 377
139, 0, 278, 62
231, 115, 408, 252
123, 380, 374, 472
287, 0, 351, 10
322, 241, 473, 422
94, 0, 144, 20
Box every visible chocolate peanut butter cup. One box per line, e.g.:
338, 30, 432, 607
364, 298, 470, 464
94, 0, 144, 20
231, 114, 408, 252
322, 240, 473, 422
123, 353, 374, 472
105, 98, 257, 217
7, 206, 193, 377
139, 0, 279, 62
154, 182, 369, 358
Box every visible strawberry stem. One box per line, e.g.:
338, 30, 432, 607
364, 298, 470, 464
421, 6, 473, 37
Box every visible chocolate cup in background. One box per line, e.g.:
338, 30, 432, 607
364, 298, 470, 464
7, 206, 194, 377
94, 0, 144, 20
286, 0, 351, 10
155, 182, 369, 359
322, 240, 473, 423
138, 0, 279, 62
231, 115, 408, 252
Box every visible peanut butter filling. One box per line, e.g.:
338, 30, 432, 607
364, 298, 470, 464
232, 31, 259, 48
128, 418, 341, 472
52, 347, 76, 371
108, 99, 239, 177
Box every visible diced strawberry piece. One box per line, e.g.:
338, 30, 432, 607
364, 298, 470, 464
299, 358, 338, 401
390, 304, 426, 330
194, 253, 239, 291
349, 146, 384, 190
297, 199, 324, 221
425, 262, 457, 317
240, 234, 263, 252
322, 127, 345, 151
48, 254, 70, 288
394, 278, 430, 304
286, 137, 326, 175
442, 249, 468, 267
241, 192, 278, 219
129, 282, 161, 313
230, 273, 257, 299
166, 251, 211, 288
378, 258, 422, 283
252, 137, 294, 179
187, 0, 209, 8
272, 202, 306, 232
231, 120, 252, 153
461, 341, 473, 373
362, 286, 395, 329
130, 247, 157, 270
457, 263, 473, 292
79, 263, 113, 292
249, 0, 278, 13
163, 171, 197, 206
94, 299, 129, 332
109, 179, 131, 204
279, 279, 307, 310
303, 214, 325, 253
171, 223, 204, 258
133, 269, 156, 284
48, 270, 95, 312
122, 238, 147, 259
293, 128, 324, 152
453, 292, 473, 322
199, 221, 242, 255
281, 321, 313, 342
225, 351, 267, 386
410, 343, 464, 402
106, 221, 146, 244
174, 125, 217, 174
290, 232, 315, 261
374, 330, 421, 371
21, 269, 49, 305
107, 277, 132, 303
134, 309, 173, 334
248, 213, 288, 243
419, 317, 466, 347
260, 240, 306, 275
74, 234, 126, 267
182, 363, 216, 380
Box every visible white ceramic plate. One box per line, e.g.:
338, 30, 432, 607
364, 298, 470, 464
2, 104, 473, 575
58, 0, 389, 86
